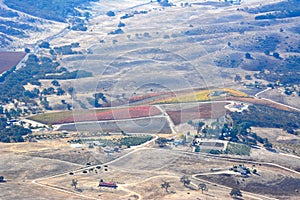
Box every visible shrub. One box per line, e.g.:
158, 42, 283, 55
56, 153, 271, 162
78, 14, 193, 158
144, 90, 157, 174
106, 11, 115, 17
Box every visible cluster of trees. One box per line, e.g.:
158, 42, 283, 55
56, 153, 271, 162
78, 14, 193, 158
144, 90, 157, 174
87, 97, 100, 108
39, 41, 50, 48
119, 10, 147, 20
40, 97, 51, 110
71, 135, 153, 148
230, 105, 300, 131
155, 137, 172, 147
106, 11, 115, 17
217, 104, 300, 149
2, 107, 24, 119
0, 117, 32, 142
161, 174, 243, 197
219, 120, 274, 149
87, 93, 107, 108
0, 54, 59, 103
45, 70, 92, 80
52, 43, 81, 55
157, 0, 172, 7
0, 53, 92, 109
117, 136, 152, 147
247, 0, 300, 20
255, 55, 300, 85
23, 83, 66, 110
161, 176, 208, 194
69, 18, 88, 31
24, 133, 68, 141
4, 0, 97, 22
0, 66, 16, 82
109, 28, 124, 35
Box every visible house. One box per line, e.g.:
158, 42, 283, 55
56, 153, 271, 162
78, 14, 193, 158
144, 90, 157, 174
98, 180, 117, 189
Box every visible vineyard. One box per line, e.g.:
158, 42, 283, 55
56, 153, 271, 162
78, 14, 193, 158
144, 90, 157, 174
29, 105, 162, 125
0, 52, 26, 73
57, 117, 172, 133
76, 135, 153, 147
154, 88, 248, 104
167, 102, 229, 125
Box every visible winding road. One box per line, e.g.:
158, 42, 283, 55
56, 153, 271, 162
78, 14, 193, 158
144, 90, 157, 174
254, 87, 300, 112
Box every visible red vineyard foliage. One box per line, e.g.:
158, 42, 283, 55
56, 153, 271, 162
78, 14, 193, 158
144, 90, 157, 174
53, 105, 162, 124
0, 52, 26, 73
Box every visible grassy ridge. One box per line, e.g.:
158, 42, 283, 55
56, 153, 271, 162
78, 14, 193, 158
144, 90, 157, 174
4, 0, 97, 22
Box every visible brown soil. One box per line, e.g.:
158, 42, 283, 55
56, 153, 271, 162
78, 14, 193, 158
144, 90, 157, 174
167, 102, 229, 125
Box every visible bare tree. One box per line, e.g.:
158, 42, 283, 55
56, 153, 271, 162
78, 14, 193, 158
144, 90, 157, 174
198, 183, 208, 194
71, 179, 78, 189
161, 180, 170, 193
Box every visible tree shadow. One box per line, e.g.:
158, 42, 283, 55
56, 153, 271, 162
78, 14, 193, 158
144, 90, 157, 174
75, 188, 83, 192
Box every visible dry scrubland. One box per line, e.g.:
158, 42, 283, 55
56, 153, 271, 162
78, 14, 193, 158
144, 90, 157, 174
0, 141, 84, 199
1, 133, 300, 199
48, 0, 247, 109
36, 0, 299, 111
32, 148, 300, 200
252, 127, 300, 157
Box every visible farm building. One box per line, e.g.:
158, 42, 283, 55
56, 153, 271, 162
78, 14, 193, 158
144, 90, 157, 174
98, 179, 118, 189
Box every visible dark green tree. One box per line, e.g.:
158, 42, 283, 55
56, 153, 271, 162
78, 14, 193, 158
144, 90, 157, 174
197, 121, 205, 134
180, 175, 191, 186
71, 179, 78, 189
245, 52, 252, 59
25, 48, 30, 53
161, 180, 170, 193
234, 75, 242, 82
0, 176, 5, 182
51, 80, 60, 87
56, 88, 65, 96
230, 188, 242, 198
198, 183, 207, 194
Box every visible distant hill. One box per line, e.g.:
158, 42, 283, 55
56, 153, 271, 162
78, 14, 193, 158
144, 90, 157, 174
246, 0, 300, 20
4, 0, 98, 22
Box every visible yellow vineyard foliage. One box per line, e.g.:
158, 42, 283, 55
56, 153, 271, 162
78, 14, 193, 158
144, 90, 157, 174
157, 88, 248, 104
